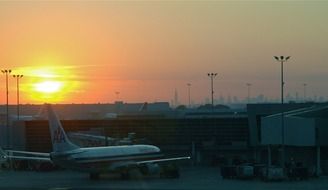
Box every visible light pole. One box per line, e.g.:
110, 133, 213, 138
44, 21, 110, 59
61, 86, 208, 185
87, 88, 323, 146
13, 75, 23, 120
303, 83, 307, 102
187, 83, 191, 108
274, 55, 290, 170
1, 69, 12, 148
115, 91, 120, 100
207, 73, 217, 108
246, 83, 252, 104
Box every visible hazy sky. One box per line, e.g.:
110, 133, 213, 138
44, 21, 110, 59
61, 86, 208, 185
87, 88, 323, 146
0, 1, 327, 104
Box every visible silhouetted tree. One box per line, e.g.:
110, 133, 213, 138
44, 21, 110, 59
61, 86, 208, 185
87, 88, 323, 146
175, 105, 187, 110
197, 104, 230, 110
214, 104, 230, 109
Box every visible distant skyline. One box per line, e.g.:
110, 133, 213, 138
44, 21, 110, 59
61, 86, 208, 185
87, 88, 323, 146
1, 1, 328, 104
171, 89, 327, 107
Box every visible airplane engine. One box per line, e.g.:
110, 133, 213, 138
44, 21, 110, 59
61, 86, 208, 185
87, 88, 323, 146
140, 163, 160, 175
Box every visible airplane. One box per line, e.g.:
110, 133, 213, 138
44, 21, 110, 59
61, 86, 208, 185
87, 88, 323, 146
67, 131, 147, 147
1, 104, 190, 179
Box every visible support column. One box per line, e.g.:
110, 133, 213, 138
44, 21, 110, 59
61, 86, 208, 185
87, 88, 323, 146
267, 145, 271, 167
316, 146, 321, 176
253, 147, 257, 163
191, 141, 195, 166
266, 145, 272, 178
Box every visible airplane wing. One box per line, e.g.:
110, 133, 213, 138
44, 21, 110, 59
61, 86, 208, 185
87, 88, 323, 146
6, 150, 50, 157
0, 148, 51, 162
108, 157, 190, 171
3, 155, 51, 161
136, 156, 190, 164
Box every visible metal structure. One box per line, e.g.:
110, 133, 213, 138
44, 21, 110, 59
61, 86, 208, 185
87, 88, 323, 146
274, 55, 290, 169
246, 83, 252, 104
187, 83, 191, 108
13, 74, 24, 120
303, 83, 307, 102
207, 73, 217, 108
1, 69, 12, 148
115, 91, 120, 100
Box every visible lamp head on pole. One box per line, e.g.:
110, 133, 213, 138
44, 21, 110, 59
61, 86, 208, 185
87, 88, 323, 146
13, 74, 24, 78
274, 56, 291, 62
1, 69, 12, 74
207, 73, 218, 78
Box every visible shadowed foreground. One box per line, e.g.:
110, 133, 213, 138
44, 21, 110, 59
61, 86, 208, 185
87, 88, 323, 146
0, 167, 327, 190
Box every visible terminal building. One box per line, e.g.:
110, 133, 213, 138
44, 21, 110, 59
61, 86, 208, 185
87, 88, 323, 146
1, 102, 328, 175
248, 103, 328, 175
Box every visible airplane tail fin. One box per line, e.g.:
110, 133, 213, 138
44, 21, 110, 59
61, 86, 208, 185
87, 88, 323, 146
139, 102, 148, 112
45, 104, 79, 152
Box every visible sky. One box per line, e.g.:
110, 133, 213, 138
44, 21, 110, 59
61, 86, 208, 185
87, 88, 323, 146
0, 1, 328, 105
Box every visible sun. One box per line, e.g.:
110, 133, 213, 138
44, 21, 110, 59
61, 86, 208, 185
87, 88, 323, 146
17, 65, 80, 103
34, 81, 63, 93
30, 79, 67, 103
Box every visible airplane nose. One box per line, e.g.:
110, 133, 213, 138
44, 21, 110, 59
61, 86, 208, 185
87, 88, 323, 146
153, 146, 161, 153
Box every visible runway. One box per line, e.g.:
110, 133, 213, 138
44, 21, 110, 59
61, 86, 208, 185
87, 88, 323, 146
0, 167, 327, 190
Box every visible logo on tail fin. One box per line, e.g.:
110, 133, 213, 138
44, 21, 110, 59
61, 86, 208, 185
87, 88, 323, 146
46, 103, 79, 152
53, 128, 66, 143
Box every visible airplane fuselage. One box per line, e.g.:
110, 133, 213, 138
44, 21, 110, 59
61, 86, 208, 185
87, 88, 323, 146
50, 144, 162, 172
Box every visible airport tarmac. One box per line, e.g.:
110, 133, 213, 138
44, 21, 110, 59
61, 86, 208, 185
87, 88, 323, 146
0, 167, 328, 190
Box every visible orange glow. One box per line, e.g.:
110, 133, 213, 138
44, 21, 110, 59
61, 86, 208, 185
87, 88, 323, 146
1, 2, 327, 104
14, 65, 81, 103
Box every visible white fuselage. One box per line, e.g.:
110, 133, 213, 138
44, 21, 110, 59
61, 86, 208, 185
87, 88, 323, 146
50, 144, 162, 172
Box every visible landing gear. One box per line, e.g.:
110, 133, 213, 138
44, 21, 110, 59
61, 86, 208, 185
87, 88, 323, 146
120, 170, 130, 180
89, 173, 100, 180
120, 167, 143, 180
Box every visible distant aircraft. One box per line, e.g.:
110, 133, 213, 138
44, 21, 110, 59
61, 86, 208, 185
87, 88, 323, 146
68, 131, 142, 147
103, 102, 148, 119
9, 105, 45, 121
139, 102, 148, 112
1, 104, 189, 179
